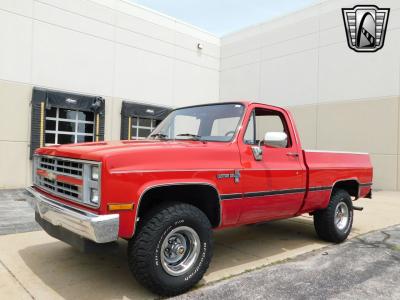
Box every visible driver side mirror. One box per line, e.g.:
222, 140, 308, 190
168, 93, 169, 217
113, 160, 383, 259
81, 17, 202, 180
264, 132, 288, 148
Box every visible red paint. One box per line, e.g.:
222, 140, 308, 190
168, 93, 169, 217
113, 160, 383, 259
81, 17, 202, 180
56, 175, 83, 186
34, 102, 373, 239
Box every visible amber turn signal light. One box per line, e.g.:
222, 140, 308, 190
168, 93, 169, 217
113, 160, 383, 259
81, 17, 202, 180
108, 203, 134, 211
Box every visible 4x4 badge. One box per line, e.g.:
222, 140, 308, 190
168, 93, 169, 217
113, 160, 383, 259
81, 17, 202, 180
342, 5, 390, 52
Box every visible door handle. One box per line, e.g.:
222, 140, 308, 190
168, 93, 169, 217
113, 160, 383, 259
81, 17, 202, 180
286, 152, 299, 157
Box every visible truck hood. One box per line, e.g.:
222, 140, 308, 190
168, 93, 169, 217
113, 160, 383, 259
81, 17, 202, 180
36, 140, 240, 172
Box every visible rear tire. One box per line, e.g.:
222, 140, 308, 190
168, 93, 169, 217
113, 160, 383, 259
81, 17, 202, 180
128, 202, 213, 296
313, 189, 353, 243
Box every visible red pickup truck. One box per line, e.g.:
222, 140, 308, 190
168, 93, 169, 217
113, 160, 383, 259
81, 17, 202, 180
26, 102, 373, 296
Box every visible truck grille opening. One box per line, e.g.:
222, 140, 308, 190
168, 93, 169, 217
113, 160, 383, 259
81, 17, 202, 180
39, 157, 83, 177
38, 177, 81, 200
34, 155, 99, 207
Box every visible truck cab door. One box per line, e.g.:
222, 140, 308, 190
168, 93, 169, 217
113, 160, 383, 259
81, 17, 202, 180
237, 105, 307, 224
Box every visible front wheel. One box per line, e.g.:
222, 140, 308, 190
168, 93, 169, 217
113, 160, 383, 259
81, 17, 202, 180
313, 189, 354, 243
128, 202, 213, 296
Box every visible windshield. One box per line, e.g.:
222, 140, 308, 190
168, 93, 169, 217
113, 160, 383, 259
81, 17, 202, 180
149, 103, 245, 142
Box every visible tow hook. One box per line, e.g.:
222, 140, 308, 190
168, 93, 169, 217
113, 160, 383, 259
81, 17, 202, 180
352, 205, 364, 211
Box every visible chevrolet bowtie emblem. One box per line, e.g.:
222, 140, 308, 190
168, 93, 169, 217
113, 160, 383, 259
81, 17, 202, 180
46, 172, 57, 181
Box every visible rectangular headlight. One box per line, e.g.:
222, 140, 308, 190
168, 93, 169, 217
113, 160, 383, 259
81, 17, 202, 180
91, 166, 99, 181
90, 188, 99, 204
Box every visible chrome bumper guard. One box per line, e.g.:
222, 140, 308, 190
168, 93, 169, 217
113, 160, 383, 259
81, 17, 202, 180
25, 186, 119, 243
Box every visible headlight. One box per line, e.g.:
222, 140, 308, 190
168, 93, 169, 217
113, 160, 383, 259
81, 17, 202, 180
90, 188, 99, 204
91, 166, 99, 181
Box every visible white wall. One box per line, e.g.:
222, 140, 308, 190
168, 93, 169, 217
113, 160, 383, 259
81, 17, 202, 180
220, 0, 400, 105
0, 0, 220, 108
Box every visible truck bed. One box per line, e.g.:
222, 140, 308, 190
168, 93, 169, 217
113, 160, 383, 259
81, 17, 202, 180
300, 150, 373, 213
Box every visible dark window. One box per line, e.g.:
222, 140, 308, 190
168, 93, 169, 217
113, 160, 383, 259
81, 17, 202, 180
45, 107, 95, 145
130, 117, 158, 140
120, 101, 171, 140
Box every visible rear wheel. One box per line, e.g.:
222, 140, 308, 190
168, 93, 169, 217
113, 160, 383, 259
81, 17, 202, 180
128, 202, 213, 296
313, 189, 353, 243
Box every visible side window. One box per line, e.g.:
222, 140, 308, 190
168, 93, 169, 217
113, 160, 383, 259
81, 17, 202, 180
244, 108, 291, 148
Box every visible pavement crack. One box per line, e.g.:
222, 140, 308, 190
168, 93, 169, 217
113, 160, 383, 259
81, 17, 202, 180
0, 257, 35, 299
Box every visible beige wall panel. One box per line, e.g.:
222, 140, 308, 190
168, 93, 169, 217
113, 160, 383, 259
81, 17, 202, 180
0, 142, 29, 189
397, 156, 400, 190
287, 105, 317, 149
370, 154, 398, 190
0, 80, 32, 142
103, 96, 113, 141
317, 98, 398, 155
110, 98, 123, 140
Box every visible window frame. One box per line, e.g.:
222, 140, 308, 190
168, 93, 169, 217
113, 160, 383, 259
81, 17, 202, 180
242, 107, 293, 148
150, 103, 246, 143
45, 107, 95, 146
129, 116, 159, 140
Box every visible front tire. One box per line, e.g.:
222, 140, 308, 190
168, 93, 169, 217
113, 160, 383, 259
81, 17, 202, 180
128, 202, 213, 296
313, 189, 353, 243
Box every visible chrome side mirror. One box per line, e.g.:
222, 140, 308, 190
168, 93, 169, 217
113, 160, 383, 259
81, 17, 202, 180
264, 132, 288, 148
251, 145, 263, 161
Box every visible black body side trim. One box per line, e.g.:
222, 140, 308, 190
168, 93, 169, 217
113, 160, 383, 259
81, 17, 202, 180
220, 186, 339, 201
308, 186, 332, 192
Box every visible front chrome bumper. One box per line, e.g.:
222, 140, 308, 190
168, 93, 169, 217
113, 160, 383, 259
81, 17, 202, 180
25, 186, 119, 243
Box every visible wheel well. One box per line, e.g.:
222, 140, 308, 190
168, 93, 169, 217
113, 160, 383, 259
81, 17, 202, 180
333, 180, 359, 198
137, 184, 221, 228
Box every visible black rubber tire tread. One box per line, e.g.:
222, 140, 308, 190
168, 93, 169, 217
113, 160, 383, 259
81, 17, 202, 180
128, 202, 212, 296
313, 189, 353, 243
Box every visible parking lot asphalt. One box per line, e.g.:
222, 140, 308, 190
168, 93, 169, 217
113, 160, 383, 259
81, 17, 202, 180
0, 190, 399, 299
0, 189, 40, 235
175, 225, 400, 300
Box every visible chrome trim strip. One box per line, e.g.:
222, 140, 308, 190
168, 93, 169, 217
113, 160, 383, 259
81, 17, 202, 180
134, 182, 222, 236
111, 168, 307, 174
25, 186, 118, 243
305, 150, 369, 155
110, 168, 237, 174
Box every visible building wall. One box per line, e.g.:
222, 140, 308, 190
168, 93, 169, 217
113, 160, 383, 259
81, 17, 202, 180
1, 0, 399, 190
0, 0, 220, 188
220, 0, 400, 190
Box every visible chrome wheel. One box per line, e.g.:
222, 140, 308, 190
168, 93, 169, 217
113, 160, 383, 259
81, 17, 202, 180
335, 202, 349, 231
160, 226, 200, 276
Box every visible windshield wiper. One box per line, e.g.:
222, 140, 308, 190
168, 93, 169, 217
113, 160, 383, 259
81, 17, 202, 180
176, 133, 202, 141
149, 133, 168, 140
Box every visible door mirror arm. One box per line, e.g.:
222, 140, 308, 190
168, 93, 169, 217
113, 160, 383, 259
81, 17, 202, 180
251, 144, 263, 161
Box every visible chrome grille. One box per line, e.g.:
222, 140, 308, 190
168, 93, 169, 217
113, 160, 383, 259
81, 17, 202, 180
37, 176, 82, 200
38, 157, 83, 177
33, 155, 101, 207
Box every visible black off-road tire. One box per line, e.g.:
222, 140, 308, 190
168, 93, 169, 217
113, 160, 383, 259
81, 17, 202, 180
313, 189, 354, 243
128, 202, 213, 296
